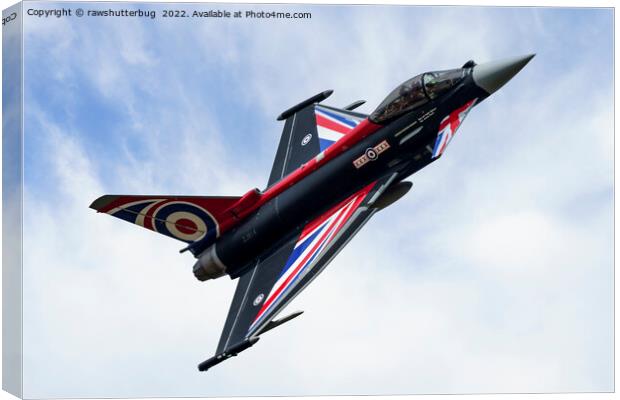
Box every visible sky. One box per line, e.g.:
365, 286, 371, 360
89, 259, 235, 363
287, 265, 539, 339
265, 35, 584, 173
15, 3, 613, 397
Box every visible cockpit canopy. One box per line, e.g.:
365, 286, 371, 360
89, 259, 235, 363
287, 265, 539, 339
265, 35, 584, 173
369, 68, 467, 124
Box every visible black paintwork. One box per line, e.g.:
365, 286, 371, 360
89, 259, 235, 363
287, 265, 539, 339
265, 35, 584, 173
216, 236, 296, 353
214, 103, 395, 355
268, 105, 321, 186
209, 67, 492, 367
216, 72, 488, 278
215, 105, 322, 355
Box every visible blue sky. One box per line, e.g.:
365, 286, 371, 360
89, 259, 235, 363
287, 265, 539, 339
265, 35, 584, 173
18, 3, 613, 397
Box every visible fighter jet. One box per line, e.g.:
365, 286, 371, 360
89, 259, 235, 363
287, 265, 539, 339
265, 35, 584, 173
90, 54, 534, 371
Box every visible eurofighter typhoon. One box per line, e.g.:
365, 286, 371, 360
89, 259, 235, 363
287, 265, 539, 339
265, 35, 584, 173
91, 54, 534, 371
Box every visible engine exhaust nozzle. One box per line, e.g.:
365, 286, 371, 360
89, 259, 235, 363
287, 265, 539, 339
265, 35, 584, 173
193, 245, 227, 281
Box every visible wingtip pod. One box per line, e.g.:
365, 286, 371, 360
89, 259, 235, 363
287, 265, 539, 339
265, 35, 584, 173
198, 337, 260, 372
197, 310, 304, 371
277, 90, 334, 121
343, 100, 366, 111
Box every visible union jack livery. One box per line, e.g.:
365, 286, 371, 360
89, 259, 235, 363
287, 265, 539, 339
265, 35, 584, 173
249, 183, 375, 333
90, 54, 534, 372
432, 98, 477, 158
315, 105, 363, 151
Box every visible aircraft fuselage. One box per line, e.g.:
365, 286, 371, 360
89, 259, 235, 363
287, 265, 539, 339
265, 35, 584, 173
193, 71, 490, 280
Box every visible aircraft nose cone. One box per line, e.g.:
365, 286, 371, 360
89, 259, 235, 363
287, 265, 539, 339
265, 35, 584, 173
472, 54, 535, 95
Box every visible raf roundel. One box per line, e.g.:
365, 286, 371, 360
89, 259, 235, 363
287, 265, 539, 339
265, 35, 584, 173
105, 197, 227, 245
301, 133, 312, 146
253, 293, 264, 306
151, 201, 219, 243
365, 148, 378, 160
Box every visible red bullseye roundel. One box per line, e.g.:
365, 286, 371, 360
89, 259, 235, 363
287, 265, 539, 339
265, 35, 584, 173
150, 201, 219, 243
108, 198, 220, 244
165, 211, 205, 241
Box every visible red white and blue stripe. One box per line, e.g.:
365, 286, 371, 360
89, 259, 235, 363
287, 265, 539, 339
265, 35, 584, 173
248, 184, 374, 333
315, 105, 363, 151
431, 98, 477, 158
